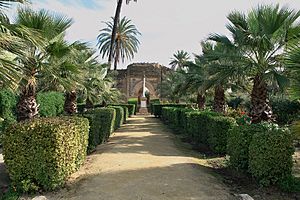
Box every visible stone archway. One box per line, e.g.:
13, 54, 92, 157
132, 80, 157, 98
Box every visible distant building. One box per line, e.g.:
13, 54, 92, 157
116, 63, 170, 100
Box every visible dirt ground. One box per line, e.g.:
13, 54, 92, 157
45, 116, 237, 200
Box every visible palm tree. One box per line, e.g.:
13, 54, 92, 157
0, 0, 27, 8
208, 5, 300, 123
285, 43, 300, 99
14, 8, 73, 121
200, 42, 249, 113
97, 16, 141, 70
169, 50, 191, 70
108, 0, 137, 70
0, 0, 31, 89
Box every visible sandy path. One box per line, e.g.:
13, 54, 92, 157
46, 116, 235, 200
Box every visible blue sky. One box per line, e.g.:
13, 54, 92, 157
7, 0, 300, 68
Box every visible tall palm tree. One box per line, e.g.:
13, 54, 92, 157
108, 0, 137, 70
208, 5, 300, 123
97, 16, 141, 70
169, 50, 191, 70
15, 8, 73, 121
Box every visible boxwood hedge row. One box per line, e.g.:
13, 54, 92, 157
3, 117, 89, 192
160, 106, 296, 187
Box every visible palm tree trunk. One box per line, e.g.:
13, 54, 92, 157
109, 0, 123, 70
197, 92, 205, 110
114, 40, 120, 70
250, 74, 273, 123
64, 90, 77, 115
16, 85, 39, 121
213, 85, 225, 113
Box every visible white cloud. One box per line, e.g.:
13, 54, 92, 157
6, 0, 300, 68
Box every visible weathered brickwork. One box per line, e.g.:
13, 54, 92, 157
116, 63, 170, 99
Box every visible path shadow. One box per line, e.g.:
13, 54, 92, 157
45, 163, 236, 200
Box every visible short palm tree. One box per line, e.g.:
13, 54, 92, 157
97, 16, 141, 70
208, 5, 300, 123
169, 50, 191, 70
15, 8, 73, 121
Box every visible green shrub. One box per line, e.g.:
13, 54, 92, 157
270, 97, 300, 125
227, 124, 267, 171
128, 98, 138, 114
207, 116, 236, 154
109, 106, 124, 129
3, 117, 89, 192
37, 92, 64, 117
0, 89, 17, 121
149, 99, 160, 114
123, 104, 135, 116
187, 111, 220, 145
248, 123, 294, 186
82, 108, 116, 153
153, 104, 186, 117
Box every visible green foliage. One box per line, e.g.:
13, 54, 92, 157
291, 120, 300, 141
270, 97, 300, 125
109, 106, 124, 129
207, 116, 236, 154
248, 123, 294, 186
227, 124, 267, 171
37, 92, 64, 117
82, 108, 116, 153
152, 104, 186, 117
0, 89, 17, 121
149, 99, 160, 114
187, 111, 220, 145
128, 98, 138, 114
3, 117, 89, 192
121, 104, 135, 116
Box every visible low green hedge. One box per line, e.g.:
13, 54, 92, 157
83, 108, 116, 153
123, 104, 135, 116
37, 92, 64, 117
109, 106, 124, 129
153, 104, 187, 117
187, 111, 220, 145
207, 116, 236, 154
3, 117, 89, 192
227, 124, 267, 171
248, 123, 294, 186
128, 98, 138, 114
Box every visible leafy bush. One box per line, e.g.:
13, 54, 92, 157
248, 123, 294, 186
3, 117, 89, 192
270, 98, 300, 125
82, 108, 116, 153
0, 89, 17, 121
37, 92, 64, 117
291, 120, 300, 141
207, 116, 236, 154
187, 111, 220, 145
227, 124, 267, 171
153, 104, 186, 117
109, 106, 124, 129
123, 104, 135, 116
128, 98, 138, 114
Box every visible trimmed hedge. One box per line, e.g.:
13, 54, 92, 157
122, 104, 135, 116
248, 123, 294, 186
82, 108, 116, 153
227, 124, 267, 171
207, 116, 236, 154
187, 111, 220, 145
3, 117, 89, 192
128, 98, 138, 114
109, 106, 124, 129
153, 104, 187, 117
37, 92, 64, 117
